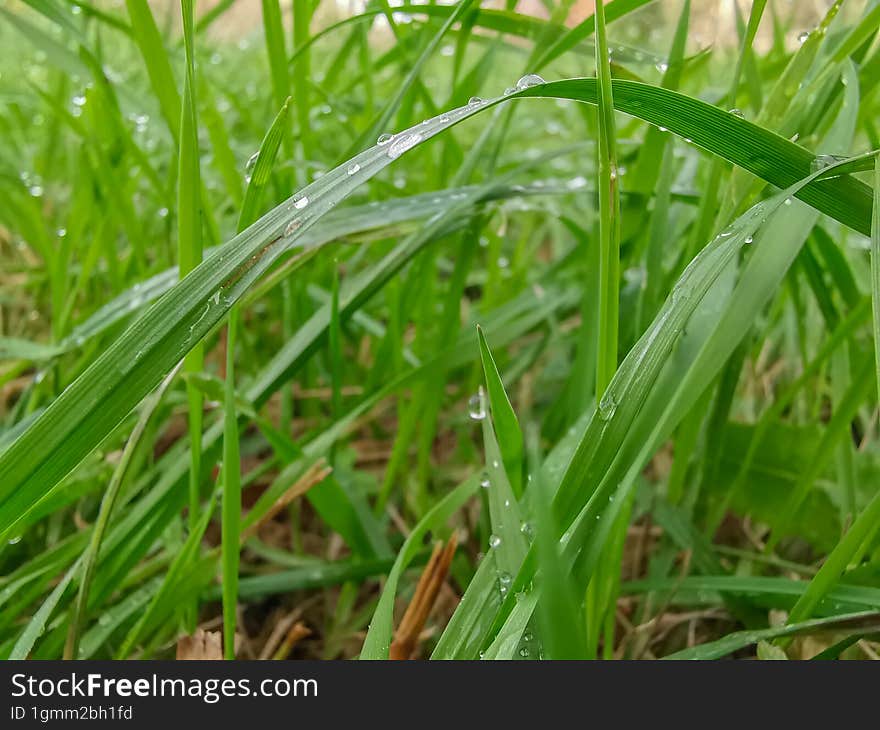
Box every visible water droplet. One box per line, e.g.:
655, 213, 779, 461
377, 133, 393, 146
347, 162, 360, 176
515, 73, 545, 90
468, 390, 486, 421
797, 31, 810, 44
468, 96, 483, 106
489, 534, 502, 548
810, 154, 845, 173
520, 522, 533, 539
655, 61, 669, 73
497, 255, 509, 269
744, 235, 754, 244
158, 207, 169, 219
598, 393, 617, 421
658, 126, 668, 133
7, 535, 21, 545
29, 184, 43, 197
293, 195, 309, 210
440, 44, 454, 57
784, 198, 792, 206
480, 472, 491, 489
567, 175, 587, 190
519, 646, 530, 658
72, 94, 86, 107
245, 152, 259, 180
499, 572, 512, 585
729, 108, 745, 118
386, 132, 422, 159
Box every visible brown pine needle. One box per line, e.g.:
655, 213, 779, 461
389, 533, 458, 660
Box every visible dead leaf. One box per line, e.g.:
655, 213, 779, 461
176, 629, 223, 660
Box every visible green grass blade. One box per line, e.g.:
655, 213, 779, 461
124, 0, 181, 138
477, 325, 523, 497
781, 155, 880, 632
479, 387, 528, 591
360, 474, 478, 659
593, 0, 620, 397
179, 0, 203, 536
664, 612, 880, 660
63, 364, 180, 660
871, 155, 880, 414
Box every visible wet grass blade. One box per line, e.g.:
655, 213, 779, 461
477, 325, 523, 497
179, 0, 203, 535
593, 0, 620, 396
531, 80, 874, 234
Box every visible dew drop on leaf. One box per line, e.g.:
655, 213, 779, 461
386, 132, 422, 159
598, 393, 617, 421
515, 73, 545, 90
468, 390, 486, 421
245, 151, 259, 180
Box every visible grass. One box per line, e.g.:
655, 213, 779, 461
1, 0, 880, 661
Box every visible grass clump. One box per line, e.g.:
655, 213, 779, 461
1, 0, 880, 661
